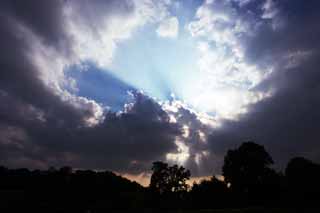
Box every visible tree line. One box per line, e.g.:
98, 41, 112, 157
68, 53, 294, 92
1, 141, 320, 212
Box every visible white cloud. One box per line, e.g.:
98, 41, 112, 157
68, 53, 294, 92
261, 0, 278, 19
17, 0, 178, 128
188, 0, 244, 47
64, 0, 175, 68
156, 16, 179, 38
166, 138, 190, 164
160, 99, 215, 167
232, 0, 253, 7
186, 0, 272, 121
17, 13, 106, 128
64, 1, 143, 68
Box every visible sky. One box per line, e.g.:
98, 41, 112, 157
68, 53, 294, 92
1, 0, 320, 185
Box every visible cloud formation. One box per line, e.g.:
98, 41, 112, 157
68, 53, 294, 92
156, 17, 179, 38
205, 0, 320, 171
0, 0, 180, 174
1, 0, 320, 180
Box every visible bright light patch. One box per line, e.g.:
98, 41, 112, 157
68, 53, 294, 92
60, 0, 274, 167
169, 114, 177, 123
182, 125, 190, 138
76, 6, 268, 123
156, 16, 179, 38
166, 139, 190, 165
198, 130, 206, 143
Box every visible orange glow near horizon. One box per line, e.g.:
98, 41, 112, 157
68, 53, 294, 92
120, 172, 215, 187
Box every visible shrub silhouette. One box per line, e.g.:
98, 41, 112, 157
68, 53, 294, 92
286, 157, 320, 202
0, 166, 145, 212
1, 142, 320, 211
190, 176, 229, 208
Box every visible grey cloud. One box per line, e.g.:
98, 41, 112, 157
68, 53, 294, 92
207, 0, 320, 172
1, 0, 320, 178
1, 0, 69, 50
0, 0, 180, 174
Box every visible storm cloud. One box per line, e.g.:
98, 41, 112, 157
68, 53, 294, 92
207, 0, 320, 171
1, 0, 320, 179
0, 0, 180, 173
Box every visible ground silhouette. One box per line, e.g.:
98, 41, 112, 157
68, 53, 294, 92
1, 141, 320, 212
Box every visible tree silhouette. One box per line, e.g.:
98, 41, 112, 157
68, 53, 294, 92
2, 148, 320, 211
149, 161, 190, 194
286, 157, 320, 201
190, 177, 229, 208
222, 142, 275, 201
0, 165, 145, 212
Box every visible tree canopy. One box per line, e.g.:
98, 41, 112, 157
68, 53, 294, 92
222, 142, 275, 196
1, 142, 320, 211
149, 161, 190, 194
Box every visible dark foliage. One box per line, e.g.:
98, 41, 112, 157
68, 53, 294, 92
189, 177, 229, 209
0, 166, 145, 212
1, 142, 320, 211
222, 142, 282, 205
285, 157, 320, 202
149, 161, 190, 209
150, 161, 190, 194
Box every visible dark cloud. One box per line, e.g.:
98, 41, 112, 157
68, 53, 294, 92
0, 0, 84, 127
71, 93, 180, 173
0, 0, 180, 174
208, 0, 320, 172
1, 0, 320, 178
0, 83, 180, 173
1, 0, 69, 50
